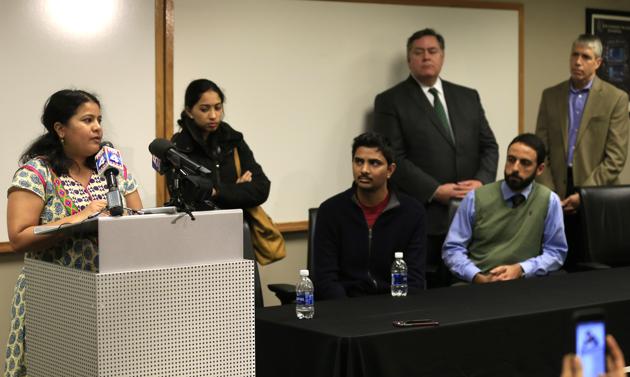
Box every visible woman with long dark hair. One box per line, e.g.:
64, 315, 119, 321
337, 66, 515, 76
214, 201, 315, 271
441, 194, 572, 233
3, 89, 142, 376
169, 79, 270, 210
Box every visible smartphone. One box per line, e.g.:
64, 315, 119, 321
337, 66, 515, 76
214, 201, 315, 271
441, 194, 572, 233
392, 319, 439, 328
574, 309, 606, 377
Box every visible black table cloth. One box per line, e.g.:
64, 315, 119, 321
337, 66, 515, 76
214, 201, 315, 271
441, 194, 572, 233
256, 267, 630, 377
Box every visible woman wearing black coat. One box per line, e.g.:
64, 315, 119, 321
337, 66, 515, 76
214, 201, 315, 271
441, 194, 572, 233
170, 79, 271, 307
170, 79, 270, 210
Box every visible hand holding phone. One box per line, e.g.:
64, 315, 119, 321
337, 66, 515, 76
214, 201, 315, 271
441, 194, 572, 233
573, 309, 606, 377
561, 335, 627, 377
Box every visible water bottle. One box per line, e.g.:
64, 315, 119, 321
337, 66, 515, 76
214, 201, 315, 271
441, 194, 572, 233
296, 269, 314, 319
391, 252, 408, 297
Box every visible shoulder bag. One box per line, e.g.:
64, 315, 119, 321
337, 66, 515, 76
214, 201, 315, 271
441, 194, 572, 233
234, 148, 286, 265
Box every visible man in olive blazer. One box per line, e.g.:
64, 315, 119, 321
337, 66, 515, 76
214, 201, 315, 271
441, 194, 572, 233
536, 34, 629, 268
535, 35, 629, 212
374, 29, 498, 283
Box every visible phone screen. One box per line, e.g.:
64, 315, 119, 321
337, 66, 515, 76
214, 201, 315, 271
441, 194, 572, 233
576, 320, 606, 377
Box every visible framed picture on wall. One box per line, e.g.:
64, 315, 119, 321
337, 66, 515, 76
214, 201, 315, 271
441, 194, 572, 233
586, 8, 630, 94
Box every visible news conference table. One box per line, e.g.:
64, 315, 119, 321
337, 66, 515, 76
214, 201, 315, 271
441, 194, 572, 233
256, 267, 630, 377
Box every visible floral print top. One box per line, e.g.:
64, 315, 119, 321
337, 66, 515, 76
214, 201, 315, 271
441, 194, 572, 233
9, 157, 139, 272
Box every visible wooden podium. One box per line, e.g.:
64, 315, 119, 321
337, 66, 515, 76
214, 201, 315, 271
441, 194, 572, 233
25, 209, 254, 377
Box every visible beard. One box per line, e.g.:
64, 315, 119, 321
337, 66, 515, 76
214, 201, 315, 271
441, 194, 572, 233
504, 170, 536, 191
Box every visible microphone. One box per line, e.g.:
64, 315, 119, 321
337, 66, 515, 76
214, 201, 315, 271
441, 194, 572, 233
148, 138, 212, 175
95, 141, 124, 216
151, 154, 166, 174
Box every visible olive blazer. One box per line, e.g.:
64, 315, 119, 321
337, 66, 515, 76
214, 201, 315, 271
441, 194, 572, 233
535, 76, 630, 198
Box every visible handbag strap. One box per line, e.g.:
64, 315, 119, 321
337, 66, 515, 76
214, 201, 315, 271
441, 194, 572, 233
233, 147, 242, 177
50, 170, 80, 216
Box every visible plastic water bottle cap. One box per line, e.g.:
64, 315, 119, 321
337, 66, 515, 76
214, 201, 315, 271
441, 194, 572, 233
394, 252, 403, 259
299, 269, 309, 277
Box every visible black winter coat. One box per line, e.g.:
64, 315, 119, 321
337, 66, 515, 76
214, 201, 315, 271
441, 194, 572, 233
170, 118, 270, 209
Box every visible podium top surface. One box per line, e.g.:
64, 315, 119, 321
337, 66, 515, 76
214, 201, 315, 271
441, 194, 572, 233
37, 209, 245, 274
34, 217, 98, 236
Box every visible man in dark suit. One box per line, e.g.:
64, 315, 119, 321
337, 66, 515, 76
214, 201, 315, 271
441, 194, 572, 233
374, 28, 498, 285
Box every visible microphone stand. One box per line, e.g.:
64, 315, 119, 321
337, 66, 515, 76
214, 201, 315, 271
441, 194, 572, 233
166, 168, 216, 220
166, 170, 196, 220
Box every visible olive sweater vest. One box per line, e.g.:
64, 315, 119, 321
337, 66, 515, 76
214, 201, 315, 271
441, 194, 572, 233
469, 181, 550, 272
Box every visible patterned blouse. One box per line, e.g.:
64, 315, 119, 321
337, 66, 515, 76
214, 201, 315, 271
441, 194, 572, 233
9, 157, 139, 272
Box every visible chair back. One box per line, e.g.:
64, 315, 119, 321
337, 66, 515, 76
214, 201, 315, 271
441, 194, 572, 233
307, 208, 318, 274
580, 185, 630, 266
266, 208, 318, 306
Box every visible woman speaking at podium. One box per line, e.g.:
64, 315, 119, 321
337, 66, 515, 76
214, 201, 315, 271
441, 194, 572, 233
2, 89, 142, 376
169, 79, 270, 210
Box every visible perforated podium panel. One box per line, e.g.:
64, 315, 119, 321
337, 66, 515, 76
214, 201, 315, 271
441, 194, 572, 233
25, 258, 255, 377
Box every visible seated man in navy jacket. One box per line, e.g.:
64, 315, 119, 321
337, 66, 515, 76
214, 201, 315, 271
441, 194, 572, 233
314, 132, 426, 300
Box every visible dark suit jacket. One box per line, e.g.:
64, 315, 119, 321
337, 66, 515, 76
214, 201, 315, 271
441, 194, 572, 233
374, 76, 498, 235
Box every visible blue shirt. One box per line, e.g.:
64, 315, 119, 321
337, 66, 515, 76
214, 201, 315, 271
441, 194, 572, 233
567, 80, 593, 166
442, 181, 567, 282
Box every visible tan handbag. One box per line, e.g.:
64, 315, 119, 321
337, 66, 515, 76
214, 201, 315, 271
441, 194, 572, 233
234, 148, 286, 265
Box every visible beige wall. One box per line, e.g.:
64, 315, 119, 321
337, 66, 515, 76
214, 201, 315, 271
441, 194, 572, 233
3, 0, 630, 369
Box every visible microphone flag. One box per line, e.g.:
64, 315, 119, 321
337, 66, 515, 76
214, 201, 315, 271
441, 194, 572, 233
96, 145, 124, 176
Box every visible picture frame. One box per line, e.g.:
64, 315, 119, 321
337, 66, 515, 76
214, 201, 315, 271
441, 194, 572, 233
586, 8, 630, 94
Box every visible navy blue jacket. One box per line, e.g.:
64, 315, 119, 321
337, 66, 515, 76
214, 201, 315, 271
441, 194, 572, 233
314, 187, 426, 300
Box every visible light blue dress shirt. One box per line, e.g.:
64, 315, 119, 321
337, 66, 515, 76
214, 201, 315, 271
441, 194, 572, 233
442, 181, 568, 282
567, 80, 593, 167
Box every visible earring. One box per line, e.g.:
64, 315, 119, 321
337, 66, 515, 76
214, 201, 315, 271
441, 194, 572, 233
60, 137, 65, 145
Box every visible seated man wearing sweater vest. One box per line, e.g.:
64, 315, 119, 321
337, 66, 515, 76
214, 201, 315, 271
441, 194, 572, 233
314, 132, 427, 299
442, 133, 567, 283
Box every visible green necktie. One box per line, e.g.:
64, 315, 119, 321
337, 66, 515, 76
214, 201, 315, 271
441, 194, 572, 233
428, 87, 453, 142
